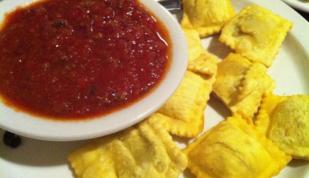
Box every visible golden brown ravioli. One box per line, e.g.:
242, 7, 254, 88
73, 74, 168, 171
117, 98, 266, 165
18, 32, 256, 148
185, 116, 291, 178
68, 120, 187, 178
182, 25, 219, 77
256, 95, 309, 160
151, 19, 218, 138
182, 27, 205, 62
150, 70, 216, 137
213, 53, 274, 121
255, 94, 286, 135
182, 0, 235, 37
188, 51, 218, 77
219, 5, 292, 67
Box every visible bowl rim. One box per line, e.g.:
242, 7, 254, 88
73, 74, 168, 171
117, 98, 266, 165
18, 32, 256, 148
0, 0, 188, 141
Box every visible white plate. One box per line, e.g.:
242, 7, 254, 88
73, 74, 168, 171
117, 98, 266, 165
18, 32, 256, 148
282, 0, 309, 13
1, 0, 309, 177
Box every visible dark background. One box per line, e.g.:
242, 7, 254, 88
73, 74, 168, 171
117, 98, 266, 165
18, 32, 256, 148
295, 9, 309, 21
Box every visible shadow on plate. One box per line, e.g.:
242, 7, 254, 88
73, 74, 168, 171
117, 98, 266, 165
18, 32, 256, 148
208, 94, 231, 118
183, 168, 196, 178
0, 129, 88, 166
289, 159, 309, 167
279, 159, 309, 178
206, 35, 231, 60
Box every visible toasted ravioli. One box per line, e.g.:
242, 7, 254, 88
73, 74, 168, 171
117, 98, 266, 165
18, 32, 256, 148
150, 71, 215, 137
182, 0, 235, 37
219, 5, 292, 67
68, 136, 117, 177
182, 26, 219, 76
255, 94, 286, 135
181, 13, 194, 29
68, 120, 187, 178
266, 95, 309, 160
213, 53, 274, 121
188, 51, 218, 77
182, 27, 205, 63
185, 116, 291, 178
213, 53, 252, 105
230, 63, 274, 119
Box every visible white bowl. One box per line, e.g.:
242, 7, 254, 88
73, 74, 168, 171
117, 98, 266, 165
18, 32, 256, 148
0, 0, 188, 141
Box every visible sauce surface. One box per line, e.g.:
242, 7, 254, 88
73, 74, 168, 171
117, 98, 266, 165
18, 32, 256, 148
0, 0, 170, 119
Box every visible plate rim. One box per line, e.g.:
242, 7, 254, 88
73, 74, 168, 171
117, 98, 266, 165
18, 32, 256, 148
282, 0, 309, 13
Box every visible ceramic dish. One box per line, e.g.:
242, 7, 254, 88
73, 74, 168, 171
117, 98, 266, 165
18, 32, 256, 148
0, 0, 188, 141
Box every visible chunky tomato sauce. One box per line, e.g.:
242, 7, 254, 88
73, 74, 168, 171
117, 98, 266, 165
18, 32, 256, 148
0, 0, 170, 119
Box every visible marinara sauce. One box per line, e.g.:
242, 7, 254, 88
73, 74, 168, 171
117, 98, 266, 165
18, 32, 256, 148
0, 0, 170, 119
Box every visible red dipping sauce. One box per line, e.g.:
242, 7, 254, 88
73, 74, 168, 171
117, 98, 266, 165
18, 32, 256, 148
0, 0, 170, 120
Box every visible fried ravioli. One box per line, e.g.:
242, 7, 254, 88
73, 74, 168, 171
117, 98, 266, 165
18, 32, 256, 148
185, 116, 291, 178
219, 5, 292, 67
182, 0, 235, 37
256, 95, 309, 160
68, 120, 187, 178
150, 71, 215, 137
213, 53, 274, 121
